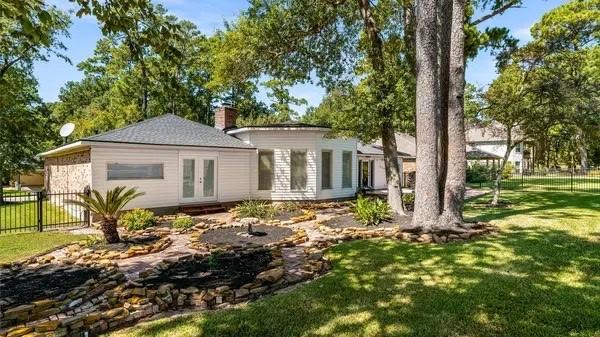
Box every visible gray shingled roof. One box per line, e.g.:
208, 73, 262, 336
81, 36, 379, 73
357, 142, 412, 157
83, 114, 253, 149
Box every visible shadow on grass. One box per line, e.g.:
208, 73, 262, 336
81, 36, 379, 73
118, 226, 600, 337
464, 191, 600, 223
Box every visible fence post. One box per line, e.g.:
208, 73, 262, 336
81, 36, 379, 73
36, 191, 43, 232
521, 170, 524, 190
570, 170, 574, 192
84, 186, 91, 227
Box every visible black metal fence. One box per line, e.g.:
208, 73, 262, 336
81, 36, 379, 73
470, 168, 600, 193
0, 190, 90, 234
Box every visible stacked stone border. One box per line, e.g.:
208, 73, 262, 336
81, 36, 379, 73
315, 216, 499, 244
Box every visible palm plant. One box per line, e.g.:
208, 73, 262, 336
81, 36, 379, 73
68, 186, 145, 243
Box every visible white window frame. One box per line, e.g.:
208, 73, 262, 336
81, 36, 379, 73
290, 149, 308, 191
258, 150, 275, 191
321, 150, 333, 190
107, 163, 164, 181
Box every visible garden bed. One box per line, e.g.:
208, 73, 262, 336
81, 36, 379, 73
319, 213, 412, 230
198, 225, 294, 247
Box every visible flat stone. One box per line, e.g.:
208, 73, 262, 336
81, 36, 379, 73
34, 319, 60, 332
6, 326, 33, 337
256, 267, 285, 283
234, 288, 249, 298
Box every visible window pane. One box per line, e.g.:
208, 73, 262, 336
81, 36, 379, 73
107, 163, 164, 180
258, 151, 274, 190
291, 150, 307, 190
322, 151, 332, 189
342, 151, 352, 188
203, 159, 215, 197
182, 159, 195, 198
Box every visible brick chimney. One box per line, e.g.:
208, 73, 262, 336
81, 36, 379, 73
214, 104, 238, 130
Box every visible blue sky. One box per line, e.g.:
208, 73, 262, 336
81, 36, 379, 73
36, 0, 567, 113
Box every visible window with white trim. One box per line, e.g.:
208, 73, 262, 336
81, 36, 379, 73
290, 150, 307, 190
258, 150, 274, 190
342, 151, 352, 188
107, 163, 164, 180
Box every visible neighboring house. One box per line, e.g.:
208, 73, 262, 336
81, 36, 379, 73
466, 122, 529, 172
11, 169, 44, 188
39, 106, 358, 213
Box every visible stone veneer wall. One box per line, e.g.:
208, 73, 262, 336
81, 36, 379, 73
44, 150, 91, 193
402, 158, 416, 173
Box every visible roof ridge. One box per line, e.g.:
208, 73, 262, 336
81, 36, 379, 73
84, 113, 179, 141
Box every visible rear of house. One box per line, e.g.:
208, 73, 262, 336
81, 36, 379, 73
40, 106, 357, 213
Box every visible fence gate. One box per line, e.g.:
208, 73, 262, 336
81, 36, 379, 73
0, 190, 90, 234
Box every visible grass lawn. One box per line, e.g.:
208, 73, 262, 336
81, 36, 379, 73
0, 199, 79, 233
0, 231, 89, 263
109, 190, 600, 337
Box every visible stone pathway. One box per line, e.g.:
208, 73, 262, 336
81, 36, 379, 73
116, 234, 194, 279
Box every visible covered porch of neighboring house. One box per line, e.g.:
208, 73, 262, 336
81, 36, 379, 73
466, 145, 503, 168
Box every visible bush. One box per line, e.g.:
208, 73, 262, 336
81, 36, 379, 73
276, 201, 300, 213
502, 161, 514, 179
234, 200, 278, 219
353, 195, 391, 226
467, 163, 492, 183
172, 216, 194, 229
402, 193, 415, 204
119, 208, 156, 231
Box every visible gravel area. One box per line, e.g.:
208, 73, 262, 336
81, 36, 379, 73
199, 225, 294, 246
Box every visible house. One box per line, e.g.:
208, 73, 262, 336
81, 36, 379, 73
466, 123, 529, 172
356, 133, 416, 190
39, 106, 358, 213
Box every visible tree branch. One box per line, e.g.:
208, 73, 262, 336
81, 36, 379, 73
471, 0, 521, 26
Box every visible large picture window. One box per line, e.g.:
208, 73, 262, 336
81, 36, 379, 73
321, 150, 332, 190
258, 151, 274, 190
107, 163, 164, 180
290, 150, 307, 190
342, 151, 352, 188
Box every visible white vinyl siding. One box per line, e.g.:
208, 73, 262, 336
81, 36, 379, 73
90, 145, 251, 209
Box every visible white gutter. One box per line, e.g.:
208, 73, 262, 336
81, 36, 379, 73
38, 141, 88, 157
227, 126, 331, 135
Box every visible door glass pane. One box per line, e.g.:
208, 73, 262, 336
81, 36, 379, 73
361, 161, 370, 188
203, 159, 215, 197
322, 151, 332, 189
182, 159, 195, 198
291, 150, 307, 190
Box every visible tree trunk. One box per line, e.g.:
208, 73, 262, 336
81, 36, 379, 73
437, 0, 452, 213
491, 127, 513, 206
413, 0, 440, 230
101, 218, 120, 243
356, 0, 405, 214
440, 0, 467, 227
574, 126, 588, 174
381, 121, 405, 214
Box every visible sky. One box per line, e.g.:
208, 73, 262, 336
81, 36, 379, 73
36, 0, 568, 114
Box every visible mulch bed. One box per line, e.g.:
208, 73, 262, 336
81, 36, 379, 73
321, 213, 413, 230
140, 249, 273, 289
0, 264, 104, 307
199, 225, 294, 247
274, 210, 305, 222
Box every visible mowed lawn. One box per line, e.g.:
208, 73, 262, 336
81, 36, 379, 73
0, 231, 88, 263
108, 190, 600, 337
0, 199, 79, 232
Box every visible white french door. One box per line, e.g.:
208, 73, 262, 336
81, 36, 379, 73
180, 155, 218, 203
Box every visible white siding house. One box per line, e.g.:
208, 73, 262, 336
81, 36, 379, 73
40, 109, 358, 213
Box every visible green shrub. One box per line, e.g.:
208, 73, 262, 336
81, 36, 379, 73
402, 193, 415, 204
234, 200, 278, 219
353, 196, 391, 226
502, 161, 514, 179
467, 163, 492, 183
276, 201, 300, 213
172, 216, 194, 229
120, 208, 156, 231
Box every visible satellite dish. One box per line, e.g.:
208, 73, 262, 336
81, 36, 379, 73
59, 123, 75, 144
